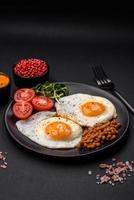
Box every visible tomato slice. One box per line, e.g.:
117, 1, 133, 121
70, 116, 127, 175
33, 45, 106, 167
13, 101, 33, 119
32, 96, 54, 111
14, 88, 35, 102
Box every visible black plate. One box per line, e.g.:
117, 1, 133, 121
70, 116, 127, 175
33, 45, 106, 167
4, 82, 129, 158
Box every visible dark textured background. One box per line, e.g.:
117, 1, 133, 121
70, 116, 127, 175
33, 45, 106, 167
0, 3, 134, 200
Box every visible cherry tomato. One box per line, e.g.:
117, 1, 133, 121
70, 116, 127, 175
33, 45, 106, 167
13, 101, 33, 119
32, 96, 54, 111
14, 88, 35, 102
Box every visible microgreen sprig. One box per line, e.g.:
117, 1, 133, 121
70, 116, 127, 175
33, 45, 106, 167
35, 82, 69, 102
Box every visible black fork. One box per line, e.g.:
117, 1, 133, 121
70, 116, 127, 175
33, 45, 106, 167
92, 66, 134, 114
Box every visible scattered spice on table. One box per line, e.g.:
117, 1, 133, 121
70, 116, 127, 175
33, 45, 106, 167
0, 152, 8, 169
88, 158, 134, 186
88, 170, 92, 175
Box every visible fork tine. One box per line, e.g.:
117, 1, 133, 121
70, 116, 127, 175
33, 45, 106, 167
98, 66, 112, 85
98, 65, 108, 79
95, 66, 108, 86
93, 66, 106, 86
92, 66, 103, 87
96, 66, 112, 86
96, 66, 106, 80
92, 65, 114, 89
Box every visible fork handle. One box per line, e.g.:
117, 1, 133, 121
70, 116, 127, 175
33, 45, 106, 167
113, 89, 134, 114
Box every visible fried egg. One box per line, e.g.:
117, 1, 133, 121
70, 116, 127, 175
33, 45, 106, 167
35, 117, 83, 148
55, 93, 117, 127
16, 112, 83, 149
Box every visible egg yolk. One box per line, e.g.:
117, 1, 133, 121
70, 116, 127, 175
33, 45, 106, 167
45, 122, 71, 141
81, 102, 105, 117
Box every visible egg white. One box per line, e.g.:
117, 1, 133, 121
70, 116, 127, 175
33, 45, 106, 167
55, 93, 117, 127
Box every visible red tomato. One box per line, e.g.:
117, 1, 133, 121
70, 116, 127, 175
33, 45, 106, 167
13, 101, 33, 119
14, 88, 35, 102
32, 96, 54, 111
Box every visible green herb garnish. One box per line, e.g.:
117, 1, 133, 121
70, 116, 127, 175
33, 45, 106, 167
35, 82, 69, 102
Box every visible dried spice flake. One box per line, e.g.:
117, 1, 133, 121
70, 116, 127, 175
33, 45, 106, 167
0, 152, 8, 169
96, 159, 134, 185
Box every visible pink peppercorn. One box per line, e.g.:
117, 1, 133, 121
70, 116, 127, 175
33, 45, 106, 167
14, 58, 48, 78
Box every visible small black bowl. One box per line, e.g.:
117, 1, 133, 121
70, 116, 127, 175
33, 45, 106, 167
12, 63, 49, 88
0, 72, 11, 105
